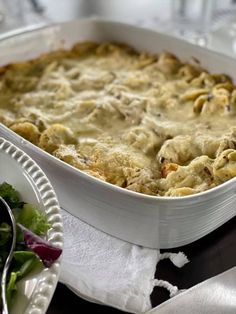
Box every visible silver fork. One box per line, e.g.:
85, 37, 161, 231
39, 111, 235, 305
0, 197, 16, 314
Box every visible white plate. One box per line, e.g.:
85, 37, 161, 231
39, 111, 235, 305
1, 19, 236, 249
0, 137, 63, 314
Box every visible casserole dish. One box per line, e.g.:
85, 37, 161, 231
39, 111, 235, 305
0, 19, 236, 248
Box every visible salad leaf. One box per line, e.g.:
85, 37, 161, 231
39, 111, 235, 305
6, 251, 43, 304
18, 223, 62, 268
0, 182, 62, 311
13, 251, 42, 279
6, 223, 61, 304
6, 272, 18, 305
0, 182, 23, 209
16, 203, 50, 237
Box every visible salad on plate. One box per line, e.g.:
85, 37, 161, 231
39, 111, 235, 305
0, 182, 62, 311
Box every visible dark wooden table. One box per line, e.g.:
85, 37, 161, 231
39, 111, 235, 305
47, 216, 236, 314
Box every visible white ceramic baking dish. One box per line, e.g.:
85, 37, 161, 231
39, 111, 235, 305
1, 19, 236, 249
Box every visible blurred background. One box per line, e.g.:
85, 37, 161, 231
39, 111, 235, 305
1, 0, 236, 55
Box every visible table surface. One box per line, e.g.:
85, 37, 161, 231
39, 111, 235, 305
47, 215, 236, 314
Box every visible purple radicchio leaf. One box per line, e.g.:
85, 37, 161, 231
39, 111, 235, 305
17, 223, 62, 268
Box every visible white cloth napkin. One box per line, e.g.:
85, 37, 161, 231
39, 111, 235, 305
147, 267, 236, 314
59, 209, 188, 314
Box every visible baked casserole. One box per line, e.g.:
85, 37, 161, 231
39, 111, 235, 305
1, 42, 236, 197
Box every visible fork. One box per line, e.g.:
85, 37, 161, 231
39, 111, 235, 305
0, 197, 16, 314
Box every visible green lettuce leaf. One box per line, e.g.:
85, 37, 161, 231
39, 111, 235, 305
0, 182, 23, 209
0, 182, 52, 309
6, 251, 43, 304
6, 272, 18, 304
16, 203, 50, 238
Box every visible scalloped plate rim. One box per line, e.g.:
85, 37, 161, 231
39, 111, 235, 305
0, 137, 63, 314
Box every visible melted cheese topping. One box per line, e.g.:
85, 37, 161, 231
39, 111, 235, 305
1, 42, 236, 196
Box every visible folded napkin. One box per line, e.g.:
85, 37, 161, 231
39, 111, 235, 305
59, 209, 188, 313
147, 266, 236, 314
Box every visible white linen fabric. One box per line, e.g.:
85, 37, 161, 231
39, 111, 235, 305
59, 209, 188, 313
147, 267, 236, 314
59, 209, 158, 313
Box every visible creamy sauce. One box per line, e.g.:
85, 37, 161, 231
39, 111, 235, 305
1, 42, 236, 196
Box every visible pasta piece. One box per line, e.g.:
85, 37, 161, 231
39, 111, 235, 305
180, 88, 209, 102
157, 52, 181, 75
53, 144, 89, 170
165, 187, 196, 197
10, 122, 40, 145
157, 135, 200, 165
158, 156, 214, 195
39, 124, 77, 153
125, 168, 159, 195
213, 149, 236, 183
124, 126, 161, 155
